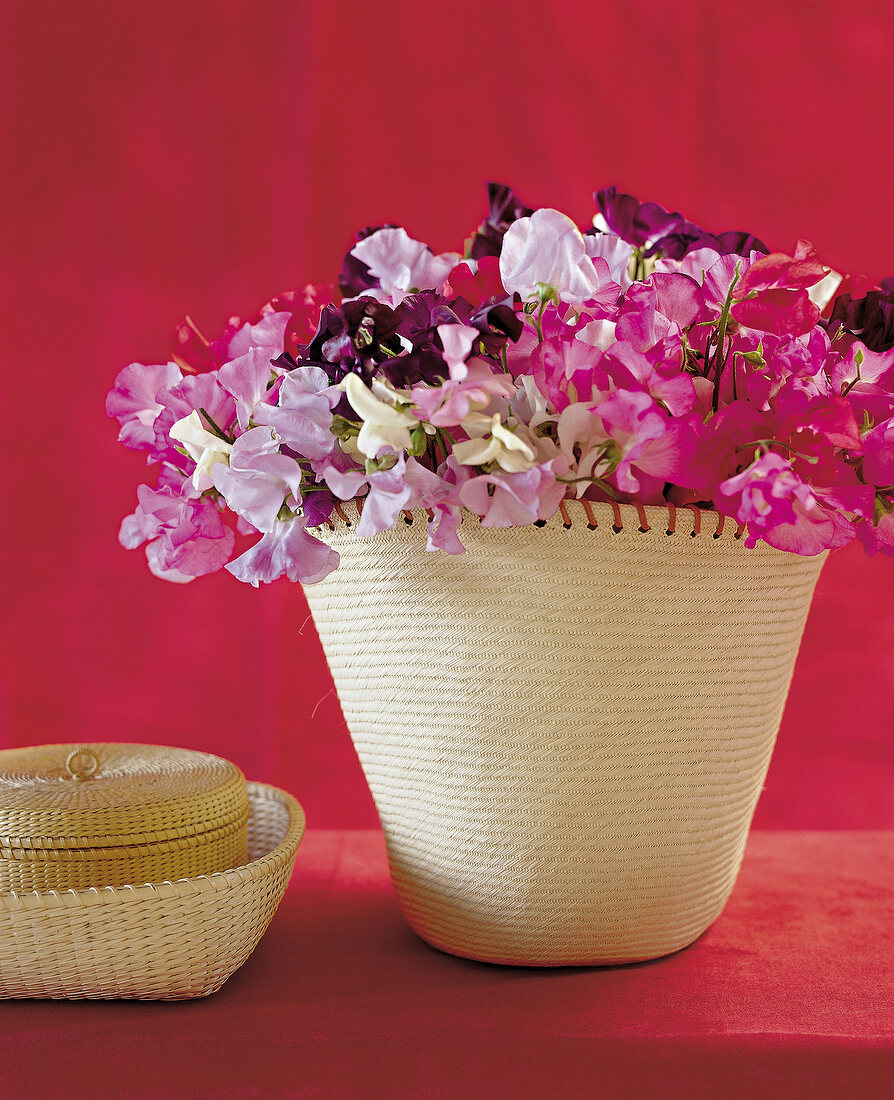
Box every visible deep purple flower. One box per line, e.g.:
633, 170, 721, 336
299, 298, 403, 383
595, 187, 687, 253
595, 187, 767, 260
468, 182, 535, 260
825, 284, 894, 352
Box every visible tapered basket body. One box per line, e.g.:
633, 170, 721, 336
304, 500, 825, 966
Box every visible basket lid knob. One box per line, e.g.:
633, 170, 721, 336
65, 748, 100, 780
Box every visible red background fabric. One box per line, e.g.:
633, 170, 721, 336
3, 0, 894, 830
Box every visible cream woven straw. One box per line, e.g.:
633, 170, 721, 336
305, 499, 825, 966
0, 783, 304, 999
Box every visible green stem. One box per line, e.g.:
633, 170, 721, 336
738, 439, 820, 466
198, 407, 235, 444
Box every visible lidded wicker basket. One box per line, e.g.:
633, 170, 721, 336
0, 743, 250, 891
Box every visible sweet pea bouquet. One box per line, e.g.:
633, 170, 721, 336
107, 184, 894, 586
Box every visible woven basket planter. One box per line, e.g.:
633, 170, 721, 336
304, 499, 825, 966
0, 784, 304, 999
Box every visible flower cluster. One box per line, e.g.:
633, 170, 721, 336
108, 184, 894, 585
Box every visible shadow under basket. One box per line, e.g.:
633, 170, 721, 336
0, 783, 304, 1000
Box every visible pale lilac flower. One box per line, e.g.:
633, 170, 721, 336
226, 517, 339, 586
211, 426, 303, 532
217, 347, 281, 429
152, 374, 236, 466
355, 458, 414, 537
226, 310, 291, 361
402, 458, 464, 553
500, 209, 605, 305
454, 458, 566, 527
253, 366, 340, 462
348, 227, 461, 306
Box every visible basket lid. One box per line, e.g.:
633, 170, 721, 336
0, 743, 248, 852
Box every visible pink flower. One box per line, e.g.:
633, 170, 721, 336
530, 328, 606, 411
120, 485, 235, 581
602, 340, 696, 416
226, 311, 290, 362
452, 457, 566, 527
410, 361, 515, 427
347, 227, 461, 306
263, 284, 339, 358
500, 209, 606, 304
226, 518, 339, 586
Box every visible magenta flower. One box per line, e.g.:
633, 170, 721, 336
716, 452, 853, 554
862, 417, 894, 486
856, 507, 894, 556
731, 242, 827, 336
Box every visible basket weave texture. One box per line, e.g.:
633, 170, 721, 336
0, 743, 250, 892
0, 783, 304, 999
304, 499, 825, 966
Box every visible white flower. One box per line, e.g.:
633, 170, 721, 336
584, 231, 634, 290
340, 373, 417, 459
169, 410, 232, 490
348, 227, 461, 307
808, 268, 844, 311
575, 318, 618, 350
453, 413, 537, 473
499, 208, 604, 304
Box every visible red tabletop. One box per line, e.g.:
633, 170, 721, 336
0, 830, 891, 1099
